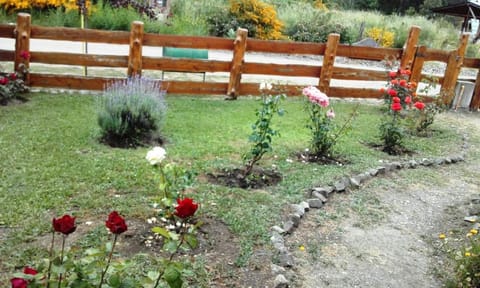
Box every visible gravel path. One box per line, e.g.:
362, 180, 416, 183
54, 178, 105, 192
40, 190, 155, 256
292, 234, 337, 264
286, 112, 480, 288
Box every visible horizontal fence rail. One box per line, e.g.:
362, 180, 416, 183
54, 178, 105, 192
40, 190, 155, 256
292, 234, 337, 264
0, 13, 479, 109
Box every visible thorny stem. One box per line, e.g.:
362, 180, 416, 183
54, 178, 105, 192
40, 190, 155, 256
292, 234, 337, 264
98, 234, 118, 288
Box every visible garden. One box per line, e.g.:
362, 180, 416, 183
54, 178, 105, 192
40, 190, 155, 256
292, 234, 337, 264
2, 0, 480, 287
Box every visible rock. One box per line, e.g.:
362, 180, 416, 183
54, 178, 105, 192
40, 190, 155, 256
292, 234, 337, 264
283, 221, 295, 234
352, 37, 379, 47
291, 204, 305, 217
300, 201, 310, 212
312, 191, 328, 203
444, 157, 452, 164
308, 198, 324, 208
376, 166, 386, 175
464, 216, 478, 223
421, 158, 434, 166
407, 160, 418, 168
349, 176, 361, 188
274, 274, 289, 288
312, 186, 334, 197
277, 251, 295, 267
434, 158, 445, 166
270, 232, 285, 251
271, 263, 286, 275
368, 168, 379, 176
391, 161, 403, 169
290, 214, 301, 227
271, 225, 286, 234
334, 177, 349, 192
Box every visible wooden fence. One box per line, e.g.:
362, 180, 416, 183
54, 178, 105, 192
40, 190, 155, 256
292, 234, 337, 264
0, 13, 479, 109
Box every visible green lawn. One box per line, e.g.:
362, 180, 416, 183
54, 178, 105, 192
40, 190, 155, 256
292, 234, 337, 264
0, 92, 463, 282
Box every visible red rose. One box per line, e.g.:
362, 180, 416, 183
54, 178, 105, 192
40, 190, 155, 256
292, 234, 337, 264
414, 101, 425, 110
388, 71, 397, 78
23, 267, 37, 275
392, 97, 401, 103
390, 79, 398, 85
391, 102, 402, 111
10, 278, 27, 288
10, 267, 37, 288
0, 77, 8, 85
19, 50, 30, 60
405, 96, 412, 104
106, 211, 127, 234
400, 69, 411, 75
387, 89, 397, 97
9, 73, 17, 80
53, 214, 76, 235
399, 79, 407, 87
174, 198, 199, 219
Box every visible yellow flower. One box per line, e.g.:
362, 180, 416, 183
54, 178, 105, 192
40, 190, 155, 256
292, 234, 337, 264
467, 232, 473, 237
299, 245, 305, 251
439, 233, 446, 239
470, 229, 478, 235
465, 252, 472, 257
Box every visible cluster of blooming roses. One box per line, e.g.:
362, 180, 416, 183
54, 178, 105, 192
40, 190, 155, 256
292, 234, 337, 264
11, 199, 198, 287
381, 69, 425, 113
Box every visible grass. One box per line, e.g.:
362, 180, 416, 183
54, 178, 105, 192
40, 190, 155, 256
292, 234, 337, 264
0, 92, 465, 282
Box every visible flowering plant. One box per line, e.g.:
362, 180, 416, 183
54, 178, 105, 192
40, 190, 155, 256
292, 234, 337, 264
243, 82, 285, 177
379, 68, 426, 154
302, 86, 354, 157
11, 148, 200, 288
0, 50, 30, 105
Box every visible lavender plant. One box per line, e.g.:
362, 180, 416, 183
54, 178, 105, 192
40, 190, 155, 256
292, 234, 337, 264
97, 76, 166, 147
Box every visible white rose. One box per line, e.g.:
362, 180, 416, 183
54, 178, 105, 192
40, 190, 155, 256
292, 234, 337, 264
146, 146, 166, 165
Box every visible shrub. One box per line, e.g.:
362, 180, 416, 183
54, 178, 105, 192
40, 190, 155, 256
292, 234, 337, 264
365, 27, 395, 47
0, 71, 29, 105
285, 10, 354, 44
0, 0, 89, 12
207, 0, 284, 40
97, 76, 166, 148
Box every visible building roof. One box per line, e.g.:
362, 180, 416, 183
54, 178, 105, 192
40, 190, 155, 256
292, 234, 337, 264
432, 0, 480, 18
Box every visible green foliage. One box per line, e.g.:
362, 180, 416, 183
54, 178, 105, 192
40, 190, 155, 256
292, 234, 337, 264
441, 229, 480, 288
97, 76, 166, 148
243, 85, 285, 176
207, 0, 284, 39
379, 117, 404, 152
0, 71, 29, 105
89, 0, 145, 31
285, 10, 354, 43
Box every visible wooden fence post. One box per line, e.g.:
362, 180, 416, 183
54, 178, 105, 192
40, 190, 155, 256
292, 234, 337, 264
470, 71, 480, 111
226, 28, 248, 100
441, 33, 469, 106
319, 33, 339, 95
15, 13, 31, 84
409, 45, 426, 86
128, 21, 144, 77
400, 26, 421, 71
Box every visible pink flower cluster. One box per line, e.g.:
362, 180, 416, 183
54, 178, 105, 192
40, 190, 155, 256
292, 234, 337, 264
302, 86, 329, 107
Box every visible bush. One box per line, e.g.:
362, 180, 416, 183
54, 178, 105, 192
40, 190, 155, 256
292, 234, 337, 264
285, 10, 354, 44
0, 72, 29, 105
365, 27, 395, 47
207, 0, 284, 40
97, 76, 166, 148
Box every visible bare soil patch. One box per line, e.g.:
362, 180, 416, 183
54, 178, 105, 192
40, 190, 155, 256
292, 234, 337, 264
206, 167, 282, 189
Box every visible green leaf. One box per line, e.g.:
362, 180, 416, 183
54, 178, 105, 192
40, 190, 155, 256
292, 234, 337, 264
164, 265, 183, 288
147, 270, 160, 282
163, 240, 179, 253
152, 226, 171, 239
184, 233, 198, 249
108, 273, 121, 287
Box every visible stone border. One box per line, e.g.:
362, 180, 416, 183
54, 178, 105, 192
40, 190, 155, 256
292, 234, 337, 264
269, 134, 469, 288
